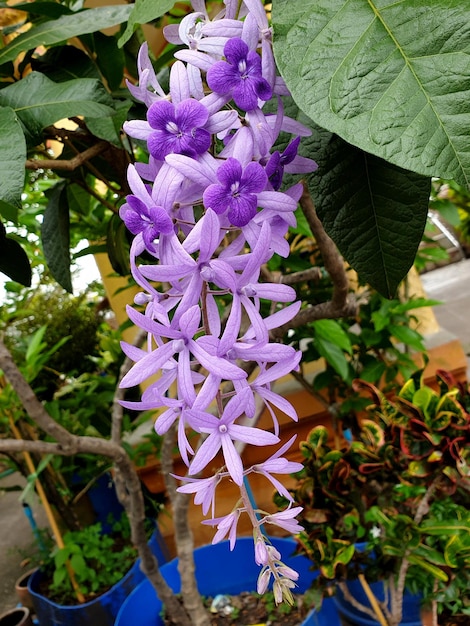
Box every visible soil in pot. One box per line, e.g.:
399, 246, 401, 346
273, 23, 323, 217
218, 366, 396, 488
163, 591, 310, 626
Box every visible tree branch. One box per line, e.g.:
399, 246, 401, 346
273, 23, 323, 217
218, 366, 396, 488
25, 142, 109, 172
272, 183, 358, 339
0, 339, 191, 626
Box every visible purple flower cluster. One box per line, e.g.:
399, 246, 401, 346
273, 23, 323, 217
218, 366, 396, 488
121, 0, 317, 604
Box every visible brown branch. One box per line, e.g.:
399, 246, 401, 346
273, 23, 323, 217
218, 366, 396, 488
0, 339, 191, 626
272, 183, 358, 339
25, 142, 109, 172
281, 266, 322, 285
161, 427, 211, 626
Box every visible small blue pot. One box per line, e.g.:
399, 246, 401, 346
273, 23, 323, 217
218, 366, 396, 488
28, 527, 169, 626
115, 536, 324, 626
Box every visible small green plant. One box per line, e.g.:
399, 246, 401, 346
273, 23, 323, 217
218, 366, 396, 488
46, 515, 137, 604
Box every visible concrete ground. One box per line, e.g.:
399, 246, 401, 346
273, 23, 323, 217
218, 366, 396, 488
0, 258, 469, 617
0, 472, 47, 616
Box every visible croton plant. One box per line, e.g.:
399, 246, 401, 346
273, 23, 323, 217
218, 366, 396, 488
283, 370, 470, 626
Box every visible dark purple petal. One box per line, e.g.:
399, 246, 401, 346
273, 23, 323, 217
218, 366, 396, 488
241, 161, 267, 193
206, 62, 240, 95
148, 206, 174, 234
231, 79, 260, 111
246, 49, 262, 74
203, 184, 229, 215
281, 136, 301, 165
147, 100, 175, 130
223, 37, 249, 65
217, 157, 242, 186
185, 127, 211, 156
228, 194, 257, 227
176, 99, 209, 130
254, 75, 273, 103
148, 131, 178, 160
264, 152, 281, 180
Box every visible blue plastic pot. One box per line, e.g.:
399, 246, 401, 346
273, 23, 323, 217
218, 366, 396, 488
333, 542, 423, 626
28, 527, 169, 626
116, 536, 327, 626
334, 581, 422, 626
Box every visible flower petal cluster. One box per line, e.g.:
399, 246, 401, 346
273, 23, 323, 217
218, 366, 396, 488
121, 0, 318, 601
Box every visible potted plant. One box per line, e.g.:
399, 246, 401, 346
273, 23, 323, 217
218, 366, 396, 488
27, 514, 168, 626
284, 370, 470, 626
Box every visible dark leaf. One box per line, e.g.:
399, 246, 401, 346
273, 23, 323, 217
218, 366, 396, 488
42, 182, 72, 293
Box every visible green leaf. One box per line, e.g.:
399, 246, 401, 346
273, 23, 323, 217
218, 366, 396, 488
42, 182, 73, 293
91, 32, 125, 93
0, 200, 19, 223
388, 324, 426, 352
305, 126, 430, 297
70, 553, 88, 578
0, 73, 114, 144
0, 5, 133, 65
313, 319, 352, 354
273, 0, 470, 187
406, 554, 449, 581
0, 106, 26, 211
25, 325, 47, 363
118, 0, 176, 47
106, 213, 130, 276
313, 335, 350, 381
0, 226, 32, 287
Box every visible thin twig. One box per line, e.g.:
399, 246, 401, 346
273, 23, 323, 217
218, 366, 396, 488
25, 142, 108, 172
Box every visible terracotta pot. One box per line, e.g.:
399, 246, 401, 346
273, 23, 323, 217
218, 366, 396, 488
0, 607, 33, 626
14, 568, 37, 612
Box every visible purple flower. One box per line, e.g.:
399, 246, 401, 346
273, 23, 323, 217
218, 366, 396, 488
203, 157, 267, 226
146, 98, 211, 160
119, 165, 174, 251
187, 389, 279, 485
206, 38, 272, 111
260, 507, 304, 534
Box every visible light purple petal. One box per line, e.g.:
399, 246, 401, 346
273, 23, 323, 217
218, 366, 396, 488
191, 340, 247, 380
120, 341, 176, 388
170, 60, 191, 103
174, 49, 217, 72
257, 190, 298, 212
123, 120, 152, 141
166, 153, 216, 187
221, 436, 244, 485
189, 434, 222, 475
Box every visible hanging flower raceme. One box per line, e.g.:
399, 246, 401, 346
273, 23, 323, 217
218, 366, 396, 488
120, 0, 317, 605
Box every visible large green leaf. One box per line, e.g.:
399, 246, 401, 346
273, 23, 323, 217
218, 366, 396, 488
0, 5, 133, 65
42, 182, 72, 293
0, 226, 32, 287
0, 106, 26, 212
0, 73, 114, 143
306, 126, 430, 297
272, 0, 470, 188
118, 0, 176, 47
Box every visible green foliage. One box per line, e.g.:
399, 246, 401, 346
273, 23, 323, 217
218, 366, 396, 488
273, 0, 470, 187
45, 516, 137, 604
286, 372, 470, 615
